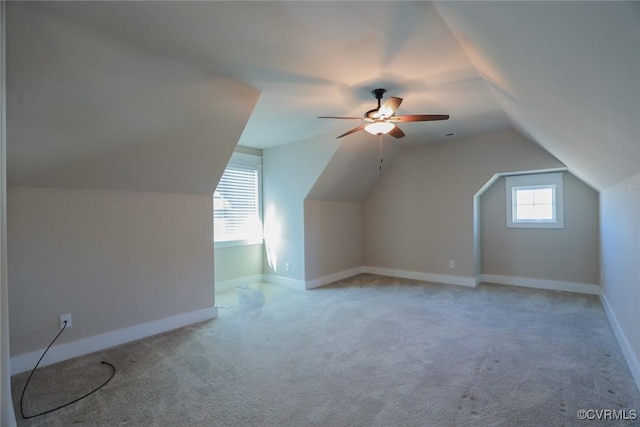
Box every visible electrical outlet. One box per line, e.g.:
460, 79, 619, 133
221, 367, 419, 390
449, 260, 455, 269
60, 313, 72, 330
285, 262, 290, 271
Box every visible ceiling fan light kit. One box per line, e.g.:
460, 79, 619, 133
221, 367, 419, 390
365, 121, 396, 135
318, 88, 450, 139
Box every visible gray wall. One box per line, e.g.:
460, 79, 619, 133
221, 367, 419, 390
304, 200, 363, 281
364, 130, 565, 279
600, 173, 640, 381
480, 173, 599, 284
8, 187, 215, 356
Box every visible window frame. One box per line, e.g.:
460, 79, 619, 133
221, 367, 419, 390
505, 172, 564, 229
214, 152, 263, 248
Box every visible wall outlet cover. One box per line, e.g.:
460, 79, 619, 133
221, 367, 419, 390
60, 313, 72, 329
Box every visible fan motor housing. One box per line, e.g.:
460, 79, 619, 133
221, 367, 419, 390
365, 108, 379, 119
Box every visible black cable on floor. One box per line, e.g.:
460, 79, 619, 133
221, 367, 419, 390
19, 320, 117, 419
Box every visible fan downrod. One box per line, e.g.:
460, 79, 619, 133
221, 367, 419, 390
366, 88, 388, 118
371, 88, 387, 107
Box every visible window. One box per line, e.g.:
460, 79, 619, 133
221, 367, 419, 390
214, 152, 263, 246
506, 172, 564, 228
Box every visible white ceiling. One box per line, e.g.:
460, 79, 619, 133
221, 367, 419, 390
26, 1, 512, 148
434, 1, 640, 190
7, 1, 639, 193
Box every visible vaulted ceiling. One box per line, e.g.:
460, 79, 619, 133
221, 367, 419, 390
435, 1, 640, 191
7, 1, 639, 193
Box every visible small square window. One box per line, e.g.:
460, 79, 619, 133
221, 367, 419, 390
513, 186, 555, 221
506, 173, 564, 229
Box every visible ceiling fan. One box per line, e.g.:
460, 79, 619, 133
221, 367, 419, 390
318, 88, 449, 139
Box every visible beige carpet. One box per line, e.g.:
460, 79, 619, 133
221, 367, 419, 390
11, 274, 640, 426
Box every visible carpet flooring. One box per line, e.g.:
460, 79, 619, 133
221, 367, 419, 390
11, 274, 640, 426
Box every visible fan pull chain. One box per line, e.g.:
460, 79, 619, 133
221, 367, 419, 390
378, 134, 383, 171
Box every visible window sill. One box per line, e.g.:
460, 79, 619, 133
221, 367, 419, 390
214, 238, 264, 249
507, 221, 563, 229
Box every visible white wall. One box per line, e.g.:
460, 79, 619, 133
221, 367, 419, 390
213, 146, 264, 290
304, 200, 363, 281
262, 137, 340, 284
8, 187, 215, 358
364, 130, 565, 281
480, 173, 599, 284
307, 134, 402, 201
0, 2, 16, 424
214, 244, 263, 286
600, 173, 640, 388
5, 2, 247, 380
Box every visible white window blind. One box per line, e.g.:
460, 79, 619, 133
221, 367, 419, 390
214, 153, 262, 246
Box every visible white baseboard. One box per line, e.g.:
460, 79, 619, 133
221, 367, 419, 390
215, 274, 264, 293
305, 267, 364, 290
263, 274, 306, 291
479, 274, 600, 295
363, 266, 477, 287
10, 306, 218, 375
599, 292, 640, 393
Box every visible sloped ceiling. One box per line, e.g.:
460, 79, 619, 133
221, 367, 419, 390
8, 1, 510, 181
307, 136, 403, 201
7, 2, 259, 194
7, 1, 639, 195
29, 1, 511, 147
434, 1, 640, 191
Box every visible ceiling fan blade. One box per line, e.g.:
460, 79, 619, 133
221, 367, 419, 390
389, 114, 449, 122
378, 97, 402, 118
317, 116, 363, 120
389, 126, 405, 139
336, 124, 367, 139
